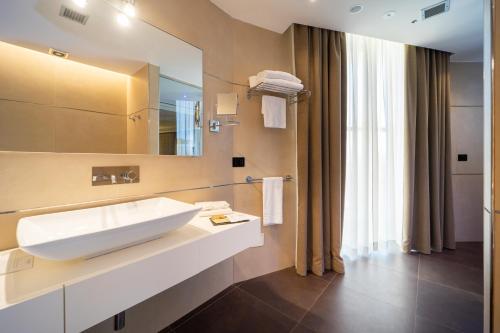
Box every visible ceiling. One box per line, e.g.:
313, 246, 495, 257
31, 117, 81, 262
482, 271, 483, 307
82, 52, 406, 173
0, 0, 203, 86
210, 0, 483, 62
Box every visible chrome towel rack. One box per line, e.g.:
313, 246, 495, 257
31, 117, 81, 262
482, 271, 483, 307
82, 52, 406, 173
245, 175, 293, 184
247, 82, 311, 105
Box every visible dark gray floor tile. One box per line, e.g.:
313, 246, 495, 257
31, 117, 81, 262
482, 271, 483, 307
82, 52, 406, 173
417, 280, 483, 333
290, 323, 316, 333
165, 286, 236, 330
336, 258, 418, 310
174, 287, 296, 333
238, 267, 330, 321
300, 281, 415, 333
419, 254, 483, 295
426, 242, 483, 271
344, 249, 420, 277
414, 316, 460, 333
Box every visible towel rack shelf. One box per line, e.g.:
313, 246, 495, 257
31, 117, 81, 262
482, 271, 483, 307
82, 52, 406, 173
245, 175, 293, 184
247, 82, 311, 105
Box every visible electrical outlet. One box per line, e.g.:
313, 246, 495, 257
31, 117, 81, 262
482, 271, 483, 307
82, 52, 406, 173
232, 157, 245, 167
0, 249, 34, 275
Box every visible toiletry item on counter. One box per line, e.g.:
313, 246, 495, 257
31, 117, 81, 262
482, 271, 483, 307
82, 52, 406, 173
194, 201, 231, 211
210, 214, 250, 226
262, 95, 286, 129
263, 177, 283, 226
198, 208, 234, 217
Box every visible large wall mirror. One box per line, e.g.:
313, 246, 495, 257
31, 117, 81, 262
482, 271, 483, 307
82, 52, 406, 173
0, 0, 203, 156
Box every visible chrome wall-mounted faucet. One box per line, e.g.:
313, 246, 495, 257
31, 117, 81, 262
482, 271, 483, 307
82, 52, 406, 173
92, 166, 140, 186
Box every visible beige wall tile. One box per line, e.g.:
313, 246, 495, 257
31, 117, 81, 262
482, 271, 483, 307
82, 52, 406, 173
54, 60, 127, 115
54, 109, 127, 154
0, 41, 55, 105
0, 101, 55, 152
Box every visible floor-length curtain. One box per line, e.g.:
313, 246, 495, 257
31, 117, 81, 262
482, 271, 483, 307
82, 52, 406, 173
342, 34, 405, 257
404, 45, 455, 254
294, 24, 347, 276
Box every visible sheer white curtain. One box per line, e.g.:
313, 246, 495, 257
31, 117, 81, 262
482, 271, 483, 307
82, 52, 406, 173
176, 100, 200, 156
342, 34, 405, 257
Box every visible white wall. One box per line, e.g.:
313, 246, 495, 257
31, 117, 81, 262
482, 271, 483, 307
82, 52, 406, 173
450, 62, 484, 242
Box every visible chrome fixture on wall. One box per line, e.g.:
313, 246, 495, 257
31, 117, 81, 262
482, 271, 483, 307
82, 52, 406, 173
92, 166, 140, 186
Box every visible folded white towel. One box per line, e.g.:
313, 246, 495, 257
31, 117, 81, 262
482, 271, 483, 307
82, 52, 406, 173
194, 201, 231, 211
261, 95, 286, 129
250, 77, 304, 92
263, 177, 283, 226
258, 70, 301, 84
198, 208, 233, 217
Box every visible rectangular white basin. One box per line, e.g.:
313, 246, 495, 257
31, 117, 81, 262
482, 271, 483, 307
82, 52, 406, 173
17, 198, 201, 261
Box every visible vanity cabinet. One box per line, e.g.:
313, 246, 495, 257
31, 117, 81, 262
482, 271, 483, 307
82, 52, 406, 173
0, 288, 64, 333
0, 215, 262, 333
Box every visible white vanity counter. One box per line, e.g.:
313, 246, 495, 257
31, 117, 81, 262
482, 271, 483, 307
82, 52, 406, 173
0, 214, 262, 333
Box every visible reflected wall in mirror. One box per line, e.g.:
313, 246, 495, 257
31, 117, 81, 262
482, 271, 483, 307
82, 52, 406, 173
0, 0, 203, 156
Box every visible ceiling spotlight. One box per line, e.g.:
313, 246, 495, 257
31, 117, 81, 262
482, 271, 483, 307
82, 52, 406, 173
72, 0, 87, 8
49, 48, 69, 59
383, 10, 397, 19
122, 0, 136, 17
350, 4, 364, 14
116, 13, 130, 27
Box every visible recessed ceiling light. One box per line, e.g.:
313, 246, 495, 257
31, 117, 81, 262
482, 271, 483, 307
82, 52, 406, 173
116, 13, 130, 27
350, 4, 364, 14
49, 48, 69, 59
383, 10, 397, 19
123, 2, 136, 17
72, 0, 87, 8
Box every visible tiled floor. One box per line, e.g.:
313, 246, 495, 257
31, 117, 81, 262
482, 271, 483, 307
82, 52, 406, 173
160, 242, 483, 333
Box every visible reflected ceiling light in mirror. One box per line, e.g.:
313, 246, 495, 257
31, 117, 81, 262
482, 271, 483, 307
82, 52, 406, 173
122, 0, 136, 17
116, 13, 130, 27
383, 10, 397, 19
350, 4, 364, 14
72, 0, 88, 8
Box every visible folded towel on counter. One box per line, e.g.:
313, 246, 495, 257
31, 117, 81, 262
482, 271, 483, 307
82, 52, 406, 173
198, 208, 233, 217
249, 77, 304, 92
194, 201, 231, 211
262, 95, 286, 129
257, 70, 301, 84
263, 177, 283, 226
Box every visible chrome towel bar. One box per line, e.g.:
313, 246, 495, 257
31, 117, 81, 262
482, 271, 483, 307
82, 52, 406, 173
245, 175, 293, 184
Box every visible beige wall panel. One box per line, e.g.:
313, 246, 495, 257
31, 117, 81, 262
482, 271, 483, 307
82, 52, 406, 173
54, 109, 127, 154
0, 101, 55, 152
231, 25, 296, 281
54, 61, 127, 115
0, 41, 55, 105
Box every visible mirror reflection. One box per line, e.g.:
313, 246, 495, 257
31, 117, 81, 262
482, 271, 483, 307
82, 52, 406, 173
0, 0, 203, 156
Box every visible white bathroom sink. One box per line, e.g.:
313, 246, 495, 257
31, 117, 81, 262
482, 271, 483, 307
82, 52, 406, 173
16, 197, 201, 261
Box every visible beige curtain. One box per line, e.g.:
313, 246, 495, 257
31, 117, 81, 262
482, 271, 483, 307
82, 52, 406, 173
403, 45, 455, 254
294, 24, 347, 276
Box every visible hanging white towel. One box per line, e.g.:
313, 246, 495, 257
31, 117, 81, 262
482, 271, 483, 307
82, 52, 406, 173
262, 95, 286, 129
263, 177, 283, 226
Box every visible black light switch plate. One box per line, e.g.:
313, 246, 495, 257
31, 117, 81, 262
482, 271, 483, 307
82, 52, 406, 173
233, 157, 245, 167
457, 154, 468, 162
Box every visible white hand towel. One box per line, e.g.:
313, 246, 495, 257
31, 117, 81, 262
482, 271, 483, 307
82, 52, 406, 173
263, 177, 283, 226
257, 70, 302, 84
198, 208, 233, 217
262, 95, 286, 129
194, 201, 231, 211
